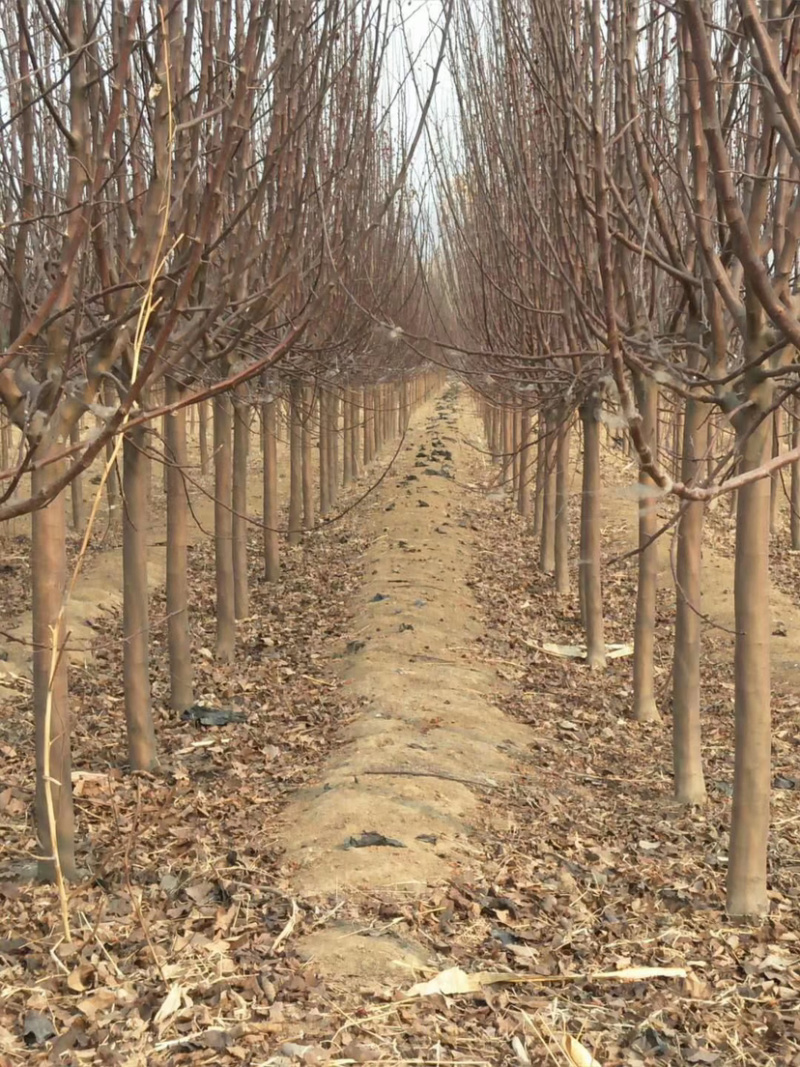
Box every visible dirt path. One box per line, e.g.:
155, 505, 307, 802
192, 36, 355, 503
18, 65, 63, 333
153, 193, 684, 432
278, 386, 536, 979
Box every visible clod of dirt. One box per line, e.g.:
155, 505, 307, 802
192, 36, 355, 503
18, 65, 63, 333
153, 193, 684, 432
343, 831, 406, 849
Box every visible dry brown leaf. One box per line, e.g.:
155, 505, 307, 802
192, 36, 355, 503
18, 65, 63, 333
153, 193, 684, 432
563, 1034, 602, 1067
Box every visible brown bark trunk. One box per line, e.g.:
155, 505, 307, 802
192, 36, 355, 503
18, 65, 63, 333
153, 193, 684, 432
533, 419, 545, 537
103, 380, 120, 522
198, 399, 209, 476
328, 391, 339, 511
770, 407, 782, 534
122, 426, 157, 769
69, 420, 84, 533
319, 388, 330, 517
539, 415, 557, 573
32, 454, 77, 882
632, 375, 661, 722
349, 389, 360, 480
673, 390, 707, 803
512, 400, 521, 500
288, 380, 303, 544
262, 395, 280, 581
302, 385, 315, 529
343, 388, 354, 486
363, 386, 373, 466
727, 383, 772, 918
213, 394, 235, 660
166, 382, 193, 711
579, 401, 606, 668
791, 401, 800, 551
518, 410, 532, 516
232, 387, 249, 620
554, 414, 571, 596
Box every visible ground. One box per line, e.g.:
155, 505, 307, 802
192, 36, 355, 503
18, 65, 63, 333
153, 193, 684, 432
1, 384, 799, 1066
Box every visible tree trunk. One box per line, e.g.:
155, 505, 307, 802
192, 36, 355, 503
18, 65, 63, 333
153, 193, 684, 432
518, 409, 532, 516
288, 380, 303, 544
539, 415, 557, 573
512, 400, 521, 501
770, 407, 782, 534
579, 400, 606, 668
727, 389, 772, 918
554, 414, 571, 596
363, 386, 373, 466
533, 419, 545, 537
328, 391, 339, 511
343, 388, 354, 486
214, 394, 235, 660
673, 391, 707, 803
165, 382, 193, 712
319, 388, 330, 517
122, 426, 157, 769
69, 421, 84, 533
198, 400, 209, 476
232, 387, 249, 620
302, 385, 315, 529
32, 454, 77, 882
262, 395, 280, 581
350, 389, 360, 480
791, 400, 800, 551
632, 375, 661, 722
104, 380, 120, 522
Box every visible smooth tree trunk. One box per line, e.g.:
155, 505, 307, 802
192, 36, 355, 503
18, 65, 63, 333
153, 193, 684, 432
632, 375, 661, 722
792, 401, 800, 550
288, 380, 303, 544
727, 375, 772, 918
672, 390, 707, 803
213, 394, 235, 661
579, 399, 606, 668
343, 388, 354, 486
165, 382, 193, 711
103, 379, 120, 522
32, 453, 77, 882
518, 409, 532, 516
363, 386, 373, 466
554, 413, 571, 596
328, 391, 339, 511
198, 400, 209, 476
303, 385, 315, 529
349, 389, 360, 479
533, 419, 545, 537
319, 388, 330, 517
232, 386, 249, 620
122, 426, 157, 769
770, 407, 782, 534
69, 421, 84, 533
539, 414, 557, 573
262, 395, 280, 581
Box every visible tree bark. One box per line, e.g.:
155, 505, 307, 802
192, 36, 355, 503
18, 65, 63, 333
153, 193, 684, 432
791, 400, 800, 550
69, 421, 84, 533
539, 414, 557, 573
579, 400, 606, 668
673, 392, 707, 803
518, 409, 532, 516
262, 395, 280, 581
554, 413, 571, 596
727, 379, 772, 918
198, 399, 209, 476
632, 374, 661, 722
122, 426, 157, 769
32, 454, 77, 882
533, 418, 545, 537
165, 381, 193, 711
302, 385, 315, 529
232, 386, 249, 620
288, 379, 303, 544
214, 394, 235, 660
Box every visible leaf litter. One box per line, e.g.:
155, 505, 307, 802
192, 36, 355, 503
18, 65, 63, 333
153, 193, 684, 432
1, 420, 800, 1065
